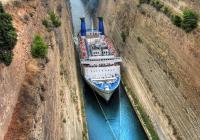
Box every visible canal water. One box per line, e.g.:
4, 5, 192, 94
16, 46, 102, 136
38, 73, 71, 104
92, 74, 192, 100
69, 0, 148, 139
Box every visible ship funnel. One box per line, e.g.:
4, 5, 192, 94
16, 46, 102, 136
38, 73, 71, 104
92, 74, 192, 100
80, 18, 86, 36
98, 17, 104, 35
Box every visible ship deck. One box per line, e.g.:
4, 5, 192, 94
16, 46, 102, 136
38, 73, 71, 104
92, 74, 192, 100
79, 30, 118, 60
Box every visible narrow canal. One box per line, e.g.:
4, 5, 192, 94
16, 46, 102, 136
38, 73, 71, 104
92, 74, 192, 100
70, 0, 148, 139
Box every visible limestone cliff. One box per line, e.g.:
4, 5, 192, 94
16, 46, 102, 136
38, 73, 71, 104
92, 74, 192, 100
99, 0, 200, 139
0, 0, 86, 139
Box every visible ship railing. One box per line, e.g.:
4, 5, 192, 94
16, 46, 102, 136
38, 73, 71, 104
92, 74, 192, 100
80, 57, 122, 65
81, 57, 122, 62
91, 77, 117, 81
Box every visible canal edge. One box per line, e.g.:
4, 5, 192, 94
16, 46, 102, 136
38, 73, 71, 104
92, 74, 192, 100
121, 75, 158, 140
77, 71, 89, 140
67, 0, 89, 139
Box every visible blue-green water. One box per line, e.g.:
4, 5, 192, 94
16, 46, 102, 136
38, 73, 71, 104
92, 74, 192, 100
70, 0, 148, 139
84, 84, 148, 140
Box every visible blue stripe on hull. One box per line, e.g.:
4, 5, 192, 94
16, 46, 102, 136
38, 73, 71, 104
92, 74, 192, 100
85, 77, 121, 101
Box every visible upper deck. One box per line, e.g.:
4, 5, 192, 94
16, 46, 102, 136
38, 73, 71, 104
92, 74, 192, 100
79, 30, 118, 60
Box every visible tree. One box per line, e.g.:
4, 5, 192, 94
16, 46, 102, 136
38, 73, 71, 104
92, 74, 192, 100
0, 13, 17, 50
31, 35, 48, 58
0, 2, 17, 65
181, 10, 198, 32
0, 50, 13, 66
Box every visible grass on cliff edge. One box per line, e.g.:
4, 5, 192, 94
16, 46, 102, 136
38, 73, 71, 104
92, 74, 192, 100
133, 93, 159, 139
125, 85, 159, 140
136, 101, 159, 140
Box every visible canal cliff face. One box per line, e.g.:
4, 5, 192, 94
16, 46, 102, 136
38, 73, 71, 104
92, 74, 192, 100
99, 0, 200, 140
0, 0, 85, 139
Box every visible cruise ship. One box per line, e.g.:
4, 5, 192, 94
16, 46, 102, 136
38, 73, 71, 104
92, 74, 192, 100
77, 17, 122, 101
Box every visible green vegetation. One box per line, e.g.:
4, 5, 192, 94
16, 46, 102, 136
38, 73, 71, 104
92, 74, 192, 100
0, 2, 17, 65
49, 11, 61, 27
42, 11, 61, 31
121, 31, 127, 42
42, 19, 52, 31
171, 15, 182, 27
31, 35, 48, 58
150, 0, 164, 11
139, 0, 150, 4
29, 12, 33, 17
163, 6, 172, 17
181, 10, 198, 32
137, 36, 143, 43
0, 51, 13, 66
139, 0, 199, 33
124, 85, 159, 140
0, 2, 4, 13
137, 102, 159, 140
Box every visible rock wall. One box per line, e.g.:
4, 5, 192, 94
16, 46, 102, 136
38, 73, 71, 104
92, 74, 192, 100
0, 0, 86, 139
99, 0, 200, 139
0, 1, 46, 139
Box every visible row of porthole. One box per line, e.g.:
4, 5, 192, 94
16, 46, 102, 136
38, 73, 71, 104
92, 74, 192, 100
89, 69, 117, 73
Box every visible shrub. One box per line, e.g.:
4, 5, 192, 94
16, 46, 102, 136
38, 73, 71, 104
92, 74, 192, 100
42, 19, 53, 31
49, 11, 61, 27
29, 12, 33, 17
181, 10, 198, 32
0, 13, 17, 50
139, 0, 150, 4
171, 15, 182, 27
151, 0, 164, 11
121, 32, 126, 42
63, 118, 66, 123
31, 35, 48, 58
163, 6, 172, 17
0, 50, 13, 66
137, 37, 143, 43
0, 3, 17, 65
42, 11, 61, 30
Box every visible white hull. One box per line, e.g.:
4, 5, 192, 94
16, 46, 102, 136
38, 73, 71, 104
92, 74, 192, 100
85, 78, 116, 102
77, 18, 122, 102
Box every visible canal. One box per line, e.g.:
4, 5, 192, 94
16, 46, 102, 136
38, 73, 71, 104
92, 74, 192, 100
69, 0, 148, 139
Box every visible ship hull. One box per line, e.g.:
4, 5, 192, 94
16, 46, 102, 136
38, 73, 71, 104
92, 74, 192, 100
83, 72, 120, 102
84, 78, 117, 102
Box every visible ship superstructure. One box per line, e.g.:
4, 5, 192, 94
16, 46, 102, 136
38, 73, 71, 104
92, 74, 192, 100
78, 17, 122, 101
